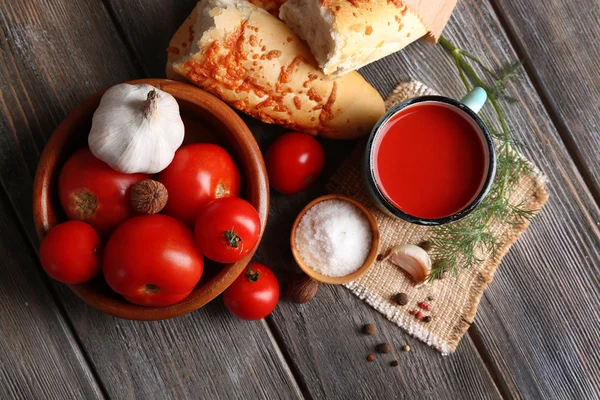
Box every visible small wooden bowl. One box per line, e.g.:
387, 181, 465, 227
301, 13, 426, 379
33, 79, 269, 320
290, 194, 380, 285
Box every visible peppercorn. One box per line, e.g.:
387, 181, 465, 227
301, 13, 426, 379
395, 293, 409, 306
376, 253, 384, 262
415, 311, 423, 319
427, 295, 434, 301
390, 360, 399, 367
402, 345, 411, 352
423, 316, 432, 323
376, 343, 392, 354
363, 323, 377, 336
418, 240, 433, 253
367, 354, 375, 362
418, 301, 431, 311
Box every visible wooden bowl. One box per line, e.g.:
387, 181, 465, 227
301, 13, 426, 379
33, 79, 269, 320
290, 194, 380, 285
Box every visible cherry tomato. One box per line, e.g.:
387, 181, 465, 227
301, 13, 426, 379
223, 263, 279, 320
158, 144, 241, 226
103, 214, 204, 307
59, 148, 150, 236
265, 132, 325, 195
39, 221, 101, 284
194, 197, 260, 263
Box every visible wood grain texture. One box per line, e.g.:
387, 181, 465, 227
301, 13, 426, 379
57, 285, 302, 399
491, 0, 600, 200
0, 0, 301, 398
0, 191, 104, 400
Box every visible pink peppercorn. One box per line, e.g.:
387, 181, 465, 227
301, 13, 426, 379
418, 301, 431, 311
415, 311, 423, 319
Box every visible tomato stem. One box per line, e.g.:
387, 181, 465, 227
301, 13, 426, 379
246, 264, 259, 282
225, 230, 242, 248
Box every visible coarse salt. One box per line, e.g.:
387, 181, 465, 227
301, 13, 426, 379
295, 199, 372, 277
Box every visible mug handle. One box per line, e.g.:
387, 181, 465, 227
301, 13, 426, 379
460, 87, 487, 114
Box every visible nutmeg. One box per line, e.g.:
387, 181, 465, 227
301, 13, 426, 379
130, 179, 168, 214
286, 274, 319, 304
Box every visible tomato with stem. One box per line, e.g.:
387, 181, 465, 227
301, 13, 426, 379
194, 197, 260, 263
223, 263, 279, 320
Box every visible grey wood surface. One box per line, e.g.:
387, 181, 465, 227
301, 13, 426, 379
0, 190, 103, 399
491, 0, 600, 201
1, 0, 599, 399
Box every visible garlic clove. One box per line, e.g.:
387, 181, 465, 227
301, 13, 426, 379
384, 244, 432, 284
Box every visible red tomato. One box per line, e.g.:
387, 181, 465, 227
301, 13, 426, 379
223, 263, 279, 320
39, 221, 101, 284
158, 144, 241, 226
194, 198, 260, 263
265, 132, 325, 195
103, 214, 204, 307
59, 148, 150, 236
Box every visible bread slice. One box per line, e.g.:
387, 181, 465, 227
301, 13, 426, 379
279, 0, 455, 77
166, 0, 385, 139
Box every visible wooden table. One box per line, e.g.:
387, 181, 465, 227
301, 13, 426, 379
1, 1, 599, 398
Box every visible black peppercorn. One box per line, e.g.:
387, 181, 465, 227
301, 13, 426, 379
376, 253, 384, 262
377, 343, 392, 354
363, 323, 377, 336
390, 360, 399, 367
423, 316, 432, 323
395, 293, 409, 306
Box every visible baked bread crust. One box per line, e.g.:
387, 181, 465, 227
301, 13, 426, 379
166, 0, 385, 139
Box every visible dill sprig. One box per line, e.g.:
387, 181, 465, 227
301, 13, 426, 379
427, 37, 536, 281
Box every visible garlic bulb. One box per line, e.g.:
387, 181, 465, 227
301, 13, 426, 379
384, 244, 432, 284
88, 83, 185, 174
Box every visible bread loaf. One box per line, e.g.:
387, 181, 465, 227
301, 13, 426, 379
248, 0, 286, 14
279, 0, 457, 77
167, 0, 385, 139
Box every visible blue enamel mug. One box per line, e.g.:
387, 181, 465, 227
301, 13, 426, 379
363, 87, 497, 226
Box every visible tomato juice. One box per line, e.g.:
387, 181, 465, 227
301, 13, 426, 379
372, 102, 489, 220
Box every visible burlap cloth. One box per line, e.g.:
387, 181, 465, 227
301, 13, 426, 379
328, 80, 549, 354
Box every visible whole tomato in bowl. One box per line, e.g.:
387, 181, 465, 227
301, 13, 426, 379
194, 197, 261, 263
59, 148, 149, 236
103, 214, 204, 307
158, 143, 241, 226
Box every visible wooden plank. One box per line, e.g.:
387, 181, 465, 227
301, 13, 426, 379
106, 0, 600, 398
0, 191, 104, 399
106, 1, 504, 398
491, 0, 600, 200
57, 286, 302, 399
0, 0, 303, 398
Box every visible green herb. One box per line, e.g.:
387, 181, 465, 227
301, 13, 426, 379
428, 37, 537, 281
